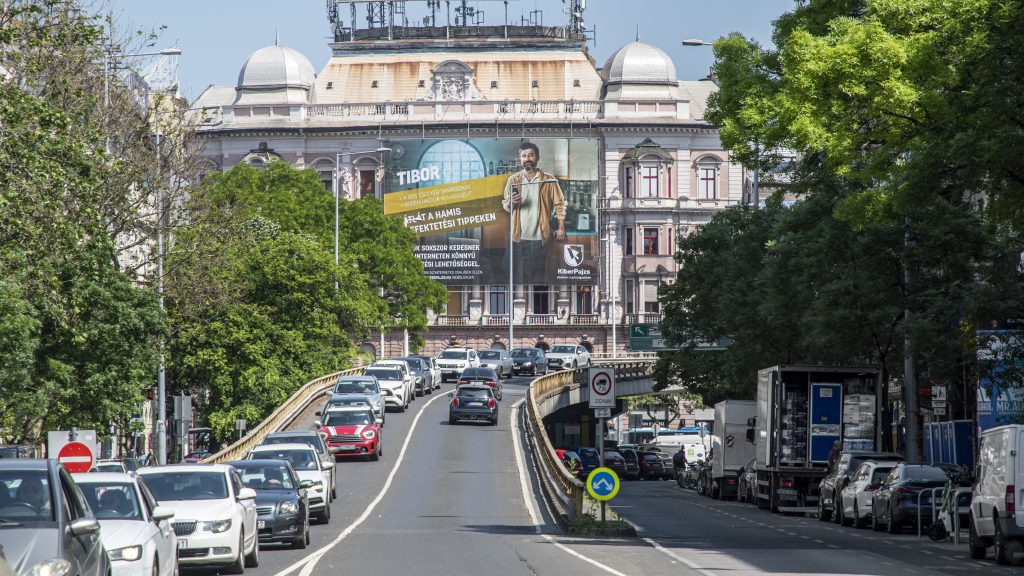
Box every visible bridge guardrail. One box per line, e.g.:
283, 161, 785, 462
203, 367, 363, 464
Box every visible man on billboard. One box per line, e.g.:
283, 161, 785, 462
502, 141, 566, 283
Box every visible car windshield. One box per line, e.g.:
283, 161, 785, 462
232, 464, 296, 491
399, 358, 425, 370
439, 350, 468, 360
365, 369, 402, 381
335, 380, 377, 394
871, 467, 894, 484
461, 368, 494, 378
902, 465, 951, 481
576, 449, 600, 466
550, 345, 576, 353
324, 411, 374, 426
0, 471, 55, 523
457, 388, 492, 399
250, 449, 319, 471
643, 453, 661, 462
79, 482, 141, 520
92, 463, 125, 473
142, 471, 229, 501
479, 351, 502, 359
264, 434, 324, 453
605, 451, 623, 460
511, 349, 537, 358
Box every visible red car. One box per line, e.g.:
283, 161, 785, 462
603, 450, 629, 479
317, 406, 383, 461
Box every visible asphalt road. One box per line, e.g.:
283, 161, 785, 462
183, 375, 1018, 576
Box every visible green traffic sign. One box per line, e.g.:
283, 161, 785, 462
629, 324, 660, 338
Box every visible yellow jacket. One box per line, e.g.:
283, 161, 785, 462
501, 169, 566, 245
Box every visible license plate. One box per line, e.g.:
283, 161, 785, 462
257, 520, 266, 529
776, 488, 798, 496
337, 445, 357, 452
177, 539, 188, 549
468, 402, 483, 407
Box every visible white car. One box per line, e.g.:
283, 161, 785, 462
545, 344, 592, 371
364, 365, 412, 412
374, 360, 417, 399
74, 472, 177, 576
837, 460, 898, 528
137, 464, 259, 572
436, 347, 480, 382
970, 423, 1024, 564
247, 443, 333, 524
408, 355, 443, 390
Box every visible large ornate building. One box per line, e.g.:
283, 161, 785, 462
190, 3, 748, 357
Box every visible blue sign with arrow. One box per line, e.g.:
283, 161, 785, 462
586, 467, 620, 501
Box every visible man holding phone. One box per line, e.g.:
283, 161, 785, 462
502, 141, 567, 283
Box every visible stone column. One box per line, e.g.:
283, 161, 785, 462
556, 285, 571, 325
468, 284, 483, 323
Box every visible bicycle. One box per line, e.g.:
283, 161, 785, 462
677, 462, 700, 489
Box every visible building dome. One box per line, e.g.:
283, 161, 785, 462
237, 44, 316, 90
601, 41, 677, 84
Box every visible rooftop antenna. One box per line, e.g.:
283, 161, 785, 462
635, 21, 639, 42
275, 27, 280, 46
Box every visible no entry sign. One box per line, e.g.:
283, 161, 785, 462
588, 367, 615, 408
57, 441, 94, 473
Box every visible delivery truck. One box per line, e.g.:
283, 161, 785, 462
709, 400, 757, 499
753, 365, 882, 512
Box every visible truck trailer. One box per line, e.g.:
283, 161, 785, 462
754, 365, 882, 512
709, 400, 756, 499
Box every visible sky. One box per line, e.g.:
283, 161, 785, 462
107, 0, 796, 103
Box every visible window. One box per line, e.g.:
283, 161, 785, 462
575, 286, 593, 314
642, 227, 659, 255
624, 167, 634, 198
640, 165, 659, 198
531, 285, 552, 314
698, 165, 718, 199
418, 140, 486, 187
359, 170, 376, 199
489, 285, 508, 316
623, 279, 635, 314
624, 227, 634, 255
642, 280, 660, 313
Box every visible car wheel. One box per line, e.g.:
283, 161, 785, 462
818, 495, 831, 522
151, 558, 158, 576
832, 492, 843, 524
369, 446, 380, 461
292, 515, 308, 549
490, 417, 498, 426
397, 400, 406, 413
227, 534, 245, 574
995, 515, 1011, 565
320, 501, 332, 524
968, 516, 987, 559
871, 502, 884, 531
244, 530, 259, 567
449, 416, 457, 425
840, 501, 852, 527
854, 501, 867, 529
886, 505, 900, 534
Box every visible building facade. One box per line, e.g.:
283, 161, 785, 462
190, 4, 747, 358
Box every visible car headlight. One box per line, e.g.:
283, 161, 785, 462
30, 559, 71, 576
203, 519, 232, 533
108, 545, 143, 562
362, 430, 376, 439
279, 501, 299, 515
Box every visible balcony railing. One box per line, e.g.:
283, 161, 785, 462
483, 315, 509, 326
525, 314, 556, 325
625, 313, 663, 325
299, 100, 603, 123
570, 314, 599, 326
436, 315, 470, 326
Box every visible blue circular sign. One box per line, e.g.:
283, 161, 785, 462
586, 467, 620, 501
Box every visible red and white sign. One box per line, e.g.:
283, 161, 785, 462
57, 441, 94, 473
589, 367, 615, 408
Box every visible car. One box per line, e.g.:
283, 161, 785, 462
448, 385, 498, 425
182, 450, 212, 463
555, 449, 585, 480
657, 452, 676, 480
73, 472, 178, 576
436, 347, 480, 382
969, 423, 1024, 564
227, 459, 311, 549
511, 347, 548, 376
315, 406, 383, 461
90, 459, 128, 473
837, 460, 898, 529
260, 430, 337, 500
818, 450, 903, 522
407, 354, 442, 390
545, 344, 592, 371
137, 464, 259, 572
0, 444, 36, 459
0, 459, 110, 576
639, 451, 666, 480
573, 447, 602, 478
395, 356, 435, 396
617, 447, 643, 481
477, 349, 513, 379
456, 366, 503, 400
603, 450, 628, 479
870, 463, 952, 534
332, 375, 385, 421
246, 443, 334, 524
373, 360, 417, 400
364, 366, 412, 412
737, 457, 758, 503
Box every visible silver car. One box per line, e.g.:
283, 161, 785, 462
477, 349, 512, 379
332, 375, 385, 421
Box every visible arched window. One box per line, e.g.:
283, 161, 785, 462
311, 158, 336, 191
248, 158, 266, 170
418, 140, 485, 186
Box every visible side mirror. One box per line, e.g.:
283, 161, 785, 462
237, 488, 257, 501
151, 506, 175, 522
375, 418, 384, 426
70, 517, 100, 536
321, 461, 335, 471
314, 420, 322, 428
300, 479, 315, 489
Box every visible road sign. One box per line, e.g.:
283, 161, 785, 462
588, 367, 615, 408
57, 441, 94, 473
586, 467, 620, 501
629, 324, 661, 338
594, 408, 611, 418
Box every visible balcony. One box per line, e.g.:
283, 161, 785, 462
482, 315, 509, 326
624, 313, 663, 325
302, 100, 603, 124
570, 314, 600, 326
526, 314, 556, 325
436, 315, 470, 326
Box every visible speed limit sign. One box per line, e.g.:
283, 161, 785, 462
588, 367, 615, 408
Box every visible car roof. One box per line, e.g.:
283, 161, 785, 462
228, 459, 293, 468
325, 405, 374, 413
251, 442, 315, 452
138, 464, 232, 474
337, 375, 376, 381
268, 430, 317, 438
0, 459, 50, 470
73, 472, 135, 483
456, 384, 491, 391
329, 393, 372, 399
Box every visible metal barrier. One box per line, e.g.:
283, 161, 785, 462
951, 488, 972, 545
202, 367, 364, 464
918, 487, 944, 538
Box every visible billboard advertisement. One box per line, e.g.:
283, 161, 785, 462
977, 330, 1024, 430
382, 138, 599, 286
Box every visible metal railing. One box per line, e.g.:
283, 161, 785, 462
203, 367, 363, 464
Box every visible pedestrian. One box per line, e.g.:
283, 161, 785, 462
828, 439, 842, 469
672, 444, 688, 472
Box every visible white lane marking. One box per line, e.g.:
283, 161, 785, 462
643, 537, 718, 576
511, 399, 629, 576
58, 456, 92, 463
271, 391, 449, 576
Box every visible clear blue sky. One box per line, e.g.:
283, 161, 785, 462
109, 0, 796, 103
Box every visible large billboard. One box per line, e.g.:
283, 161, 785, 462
977, 330, 1024, 430
383, 138, 599, 286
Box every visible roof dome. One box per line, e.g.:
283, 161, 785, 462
237, 44, 315, 90
601, 41, 677, 84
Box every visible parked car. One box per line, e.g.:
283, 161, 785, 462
364, 366, 412, 412
246, 443, 333, 524
227, 459, 311, 549
969, 423, 1024, 564
0, 444, 35, 459
545, 344, 592, 371
260, 430, 337, 500
73, 472, 178, 576
737, 457, 758, 503
316, 406, 383, 461
818, 450, 903, 522
603, 450, 629, 479
555, 449, 585, 480
436, 347, 480, 382
374, 360, 417, 401
573, 447, 602, 478
639, 451, 666, 480
395, 356, 434, 396
617, 447, 642, 481
871, 463, 951, 534
408, 354, 442, 390
837, 460, 899, 528
0, 459, 110, 576
90, 460, 128, 473
448, 385, 499, 425
511, 348, 548, 376
657, 453, 676, 480
477, 349, 513, 379
332, 375, 385, 421
137, 464, 259, 571
456, 366, 503, 400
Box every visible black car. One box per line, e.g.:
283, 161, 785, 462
396, 356, 433, 396
818, 450, 903, 522
0, 459, 109, 576
870, 463, 952, 534
457, 366, 503, 400
617, 447, 643, 481
229, 459, 312, 549
511, 347, 548, 376
448, 385, 499, 425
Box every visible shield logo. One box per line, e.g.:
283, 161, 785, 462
563, 244, 584, 267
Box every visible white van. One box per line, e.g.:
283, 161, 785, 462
970, 424, 1024, 565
